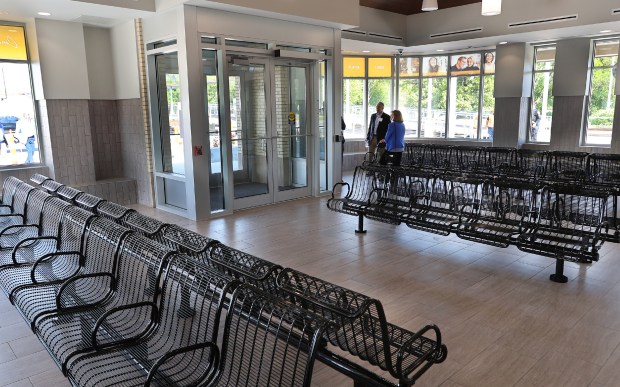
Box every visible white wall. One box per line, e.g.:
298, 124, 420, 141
84, 26, 116, 99
111, 20, 140, 99
354, 7, 407, 39
194, 7, 335, 48
35, 19, 90, 99
407, 0, 620, 47
141, 7, 179, 43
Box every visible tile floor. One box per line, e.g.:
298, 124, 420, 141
2, 187, 620, 386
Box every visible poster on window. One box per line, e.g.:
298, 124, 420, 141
483, 52, 496, 74
450, 54, 481, 75
399, 57, 420, 77
422, 56, 447, 76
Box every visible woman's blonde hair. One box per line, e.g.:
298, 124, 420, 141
391, 110, 404, 122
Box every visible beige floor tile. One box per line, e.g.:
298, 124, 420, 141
3, 379, 34, 387
0, 343, 16, 364
450, 344, 537, 387
515, 351, 600, 387
548, 320, 620, 367
28, 369, 71, 387
8, 335, 45, 359
0, 351, 57, 386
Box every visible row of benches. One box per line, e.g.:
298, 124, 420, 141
0, 174, 447, 386
329, 163, 618, 283
400, 145, 620, 184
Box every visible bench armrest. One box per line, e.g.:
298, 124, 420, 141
92, 301, 158, 349
30, 251, 84, 283
396, 324, 447, 385
145, 341, 219, 387
0, 224, 39, 247
11, 236, 58, 264
330, 182, 350, 199
458, 203, 478, 224
0, 213, 23, 220
56, 272, 116, 311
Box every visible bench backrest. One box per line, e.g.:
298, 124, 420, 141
74, 193, 105, 212
41, 179, 64, 194
56, 185, 82, 203
96, 201, 135, 224
123, 211, 167, 241
485, 147, 516, 174
56, 206, 97, 252
144, 255, 235, 386
81, 217, 130, 275
215, 284, 330, 387
11, 182, 35, 219
537, 184, 609, 231
1, 176, 23, 208
276, 268, 393, 372
516, 149, 547, 179
38, 197, 72, 237
23, 188, 52, 226
209, 243, 283, 291
160, 224, 218, 261
588, 153, 620, 186
30, 173, 51, 185
548, 151, 589, 182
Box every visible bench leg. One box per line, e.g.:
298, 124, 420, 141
549, 259, 568, 283
354, 213, 366, 234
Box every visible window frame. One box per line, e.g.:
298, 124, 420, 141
529, 44, 556, 144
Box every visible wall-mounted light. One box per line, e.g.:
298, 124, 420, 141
421, 0, 438, 12
481, 0, 501, 16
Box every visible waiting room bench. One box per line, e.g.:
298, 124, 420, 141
277, 268, 447, 387
34, 231, 174, 373
15, 175, 448, 386
517, 183, 611, 282
65, 258, 330, 387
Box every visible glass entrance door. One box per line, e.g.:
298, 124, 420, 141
228, 57, 312, 210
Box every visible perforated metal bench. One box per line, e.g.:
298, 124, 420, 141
34, 232, 174, 373
277, 268, 447, 387
456, 179, 542, 247
517, 183, 610, 283
65, 255, 237, 386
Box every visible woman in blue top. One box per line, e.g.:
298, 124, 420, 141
379, 110, 406, 166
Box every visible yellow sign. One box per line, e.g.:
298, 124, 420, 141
0, 26, 27, 61
368, 57, 392, 78
343, 57, 365, 78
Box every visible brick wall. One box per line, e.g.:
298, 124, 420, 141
89, 100, 123, 180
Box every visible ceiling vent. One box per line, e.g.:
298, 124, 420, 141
508, 14, 578, 28
429, 27, 483, 39
343, 29, 404, 43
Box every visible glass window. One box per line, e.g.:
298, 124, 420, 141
367, 78, 392, 121
482, 74, 495, 140
448, 75, 480, 139
421, 77, 447, 138
155, 51, 184, 174
585, 39, 618, 146
399, 78, 419, 138
342, 78, 365, 139
202, 49, 224, 212
0, 25, 41, 166
531, 45, 555, 143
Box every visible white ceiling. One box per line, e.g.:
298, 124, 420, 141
0, 0, 156, 27
3, 0, 620, 55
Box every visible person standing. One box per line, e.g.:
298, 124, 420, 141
486, 111, 494, 140
366, 102, 390, 163
16, 113, 36, 163
379, 110, 406, 166
531, 107, 541, 142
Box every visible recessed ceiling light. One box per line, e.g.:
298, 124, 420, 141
498, 41, 508, 45
362, 50, 370, 53
37, 12, 52, 16
600, 30, 612, 33
436, 49, 444, 52
7, 29, 16, 32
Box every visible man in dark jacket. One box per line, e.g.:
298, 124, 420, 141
366, 102, 391, 162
